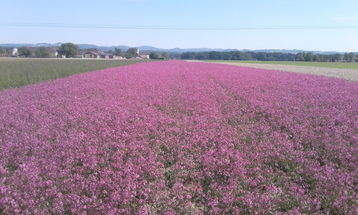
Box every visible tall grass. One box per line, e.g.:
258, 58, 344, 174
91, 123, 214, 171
0, 58, 150, 91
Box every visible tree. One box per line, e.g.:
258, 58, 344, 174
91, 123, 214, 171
303, 53, 313, 61
179, 50, 350, 63
162, 52, 169, 59
149, 52, 160, 59
344, 53, 354, 62
35, 47, 50, 58
85, 48, 98, 52
0, 47, 4, 54
126, 48, 139, 58
18, 47, 32, 57
333, 53, 341, 62
114, 48, 123, 57
58, 43, 78, 58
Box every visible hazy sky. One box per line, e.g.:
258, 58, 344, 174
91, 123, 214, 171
1, 0, 358, 51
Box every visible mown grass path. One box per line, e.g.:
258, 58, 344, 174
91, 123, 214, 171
204, 60, 358, 81
207, 60, 358, 70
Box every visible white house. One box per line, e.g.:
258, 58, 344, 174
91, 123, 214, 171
139, 54, 150, 59
12, 48, 18, 57
114, 56, 125, 60
83, 51, 100, 59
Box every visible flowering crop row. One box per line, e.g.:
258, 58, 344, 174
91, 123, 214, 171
0, 61, 357, 214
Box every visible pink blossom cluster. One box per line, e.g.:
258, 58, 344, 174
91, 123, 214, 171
0, 61, 357, 214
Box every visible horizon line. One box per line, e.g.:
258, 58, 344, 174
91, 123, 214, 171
0, 42, 357, 53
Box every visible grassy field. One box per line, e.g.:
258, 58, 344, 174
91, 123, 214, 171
207, 60, 358, 70
0, 58, 150, 91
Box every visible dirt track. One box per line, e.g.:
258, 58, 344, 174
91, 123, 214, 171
194, 61, 358, 81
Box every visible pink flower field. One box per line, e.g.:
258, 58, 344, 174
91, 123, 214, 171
0, 61, 357, 214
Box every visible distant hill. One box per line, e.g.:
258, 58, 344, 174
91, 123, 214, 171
0, 43, 350, 54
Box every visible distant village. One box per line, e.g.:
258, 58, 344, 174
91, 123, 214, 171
3, 43, 355, 62
0, 44, 167, 60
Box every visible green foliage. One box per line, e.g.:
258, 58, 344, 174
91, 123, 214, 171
85, 48, 98, 52
303, 53, 313, 61
58, 43, 78, 58
164, 169, 176, 188
0, 47, 4, 54
265, 157, 298, 174
344, 53, 355, 62
0, 59, 151, 91
35, 47, 50, 58
149, 52, 160, 59
18, 47, 32, 57
114, 48, 123, 57
126, 48, 139, 58
162, 52, 169, 59
183, 51, 358, 63
277, 196, 300, 212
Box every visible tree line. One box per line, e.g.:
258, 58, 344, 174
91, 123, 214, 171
0, 44, 78, 58
180, 51, 358, 62
0, 43, 169, 59
0, 47, 53, 58
4, 44, 355, 62
111, 48, 168, 59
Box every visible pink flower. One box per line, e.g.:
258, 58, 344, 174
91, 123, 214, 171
0, 60, 356, 214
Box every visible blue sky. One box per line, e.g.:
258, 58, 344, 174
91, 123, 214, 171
1, 0, 358, 51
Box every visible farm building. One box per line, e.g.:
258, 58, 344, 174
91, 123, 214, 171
99, 52, 115, 59
83, 51, 100, 59
12, 48, 18, 57
113, 56, 125, 60
82, 51, 115, 59
139, 54, 150, 59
